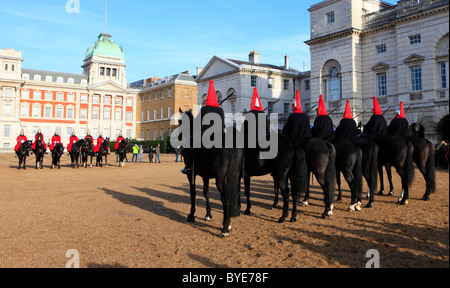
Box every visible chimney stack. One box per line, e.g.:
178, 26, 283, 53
285, 54, 290, 70
249, 51, 260, 64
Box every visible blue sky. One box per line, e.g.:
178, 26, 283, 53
0, 0, 398, 83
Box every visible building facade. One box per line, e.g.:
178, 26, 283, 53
306, 0, 449, 142
0, 33, 139, 152
135, 71, 197, 141
195, 51, 311, 129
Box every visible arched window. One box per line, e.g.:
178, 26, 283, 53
329, 67, 340, 101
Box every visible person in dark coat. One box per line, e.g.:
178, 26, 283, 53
334, 100, 358, 142
360, 96, 388, 142
388, 102, 410, 138
311, 94, 334, 141
282, 90, 311, 150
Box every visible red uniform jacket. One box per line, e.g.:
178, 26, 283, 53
67, 135, 78, 152
94, 137, 105, 153
15, 135, 28, 151
32, 133, 47, 150
115, 136, 124, 150
50, 135, 62, 151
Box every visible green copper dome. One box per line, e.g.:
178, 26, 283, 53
85, 33, 124, 59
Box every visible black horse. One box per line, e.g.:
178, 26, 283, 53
377, 135, 415, 205
332, 138, 363, 211
51, 143, 65, 169
242, 134, 308, 224
301, 138, 337, 218
17, 140, 33, 170
96, 138, 110, 167
80, 139, 92, 168
70, 139, 84, 168
33, 138, 46, 169
179, 109, 243, 237
382, 123, 437, 201
117, 138, 130, 167
354, 137, 379, 208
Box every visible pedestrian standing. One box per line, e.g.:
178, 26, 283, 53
155, 143, 161, 163
139, 145, 143, 162
132, 143, 139, 163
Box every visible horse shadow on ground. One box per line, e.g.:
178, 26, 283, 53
276, 217, 449, 268
100, 186, 227, 237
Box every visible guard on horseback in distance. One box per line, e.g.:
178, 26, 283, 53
14, 129, 28, 158
311, 94, 334, 141
32, 128, 47, 153
67, 130, 78, 156
95, 132, 108, 154
115, 132, 125, 154
388, 102, 410, 139
50, 130, 62, 155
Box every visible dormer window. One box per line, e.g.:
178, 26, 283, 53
45, 76, 52, 82
68, 78, 74, 84
34, 75, 41, 81
22, 74, 30, 80
57, 77, 63, 83
81, 79, 87, 85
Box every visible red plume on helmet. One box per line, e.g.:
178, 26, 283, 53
373, 96, 383, 115
317, 94, 328, 116
205, 80, 219, 107
344, 100, 353, 119
398, 102, 406, 118
250, 88, 263, 111
292, 90, 303, 113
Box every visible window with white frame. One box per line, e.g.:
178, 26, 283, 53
168, 106, 172, 119
92, 109, 99, 120
105, 96, 111, 104
329, 67, 340, 100
327, 12, 335, 24
440, 62, 448, 89
251, 76, 257, 87
67, 107, 74, 119
68, 78, 74, 84
57, 77, 63, 83
56, 107, 63, 118
377, 45, 386, 54
67, 93, 75, 102
34, 75, 41, 81
93, 95, 99, 104
116, 109, 122, 121
80, 109, 87, 119
409, 35, 421, 45
126, 111, 132, 122
116, 97, 122, 105
155, 92, 158, 100
377, 73, 387, 97
127, 98, 132, 106
4, 104, 12, 115
411, 66, 422, 91
161, 107, 164, 119
45, 92, 52, 101
22, 74, 30, 80
283, 79, 289, 90
21, 105, 29, 117
33, 90, 42, 100
44, 106, 52, 118
32, 105, 41, 117
268, 78, 274, 89
45, 76, 52, 82
147, 110, 150, 121
161, 128, 164, 140
4, 125, 10, 138
22, 90, 29, 99
169, 88, 172, 98
161, 90, 165, 99
154, 109, 157, 120
81, 94, 88, 103
104, 109, 110, 120
56, 92, 64, 102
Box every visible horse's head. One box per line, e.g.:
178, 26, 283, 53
410, 123, 425, 138
178, 108, 194, 142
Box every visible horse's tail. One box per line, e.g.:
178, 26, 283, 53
370, 141, 379, 194
425, 140, 436, 194
325, 142, 336, 203
353, 144, 363, 200
227, 148, 243, 218
404, 139, 415, 188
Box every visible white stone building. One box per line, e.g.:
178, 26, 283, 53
305, 0, 449, 142
195, 51, 311, 128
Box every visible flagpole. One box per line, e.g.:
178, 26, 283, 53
105, 0, 107, 33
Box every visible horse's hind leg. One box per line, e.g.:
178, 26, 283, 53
244, 175, 252, 215
386, 165, 394, 195
336, 169, 342, 201
271, 185, 279, 210
301, 171, 311, 206
203, 178, 212, 221
277, 179, 290, 223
